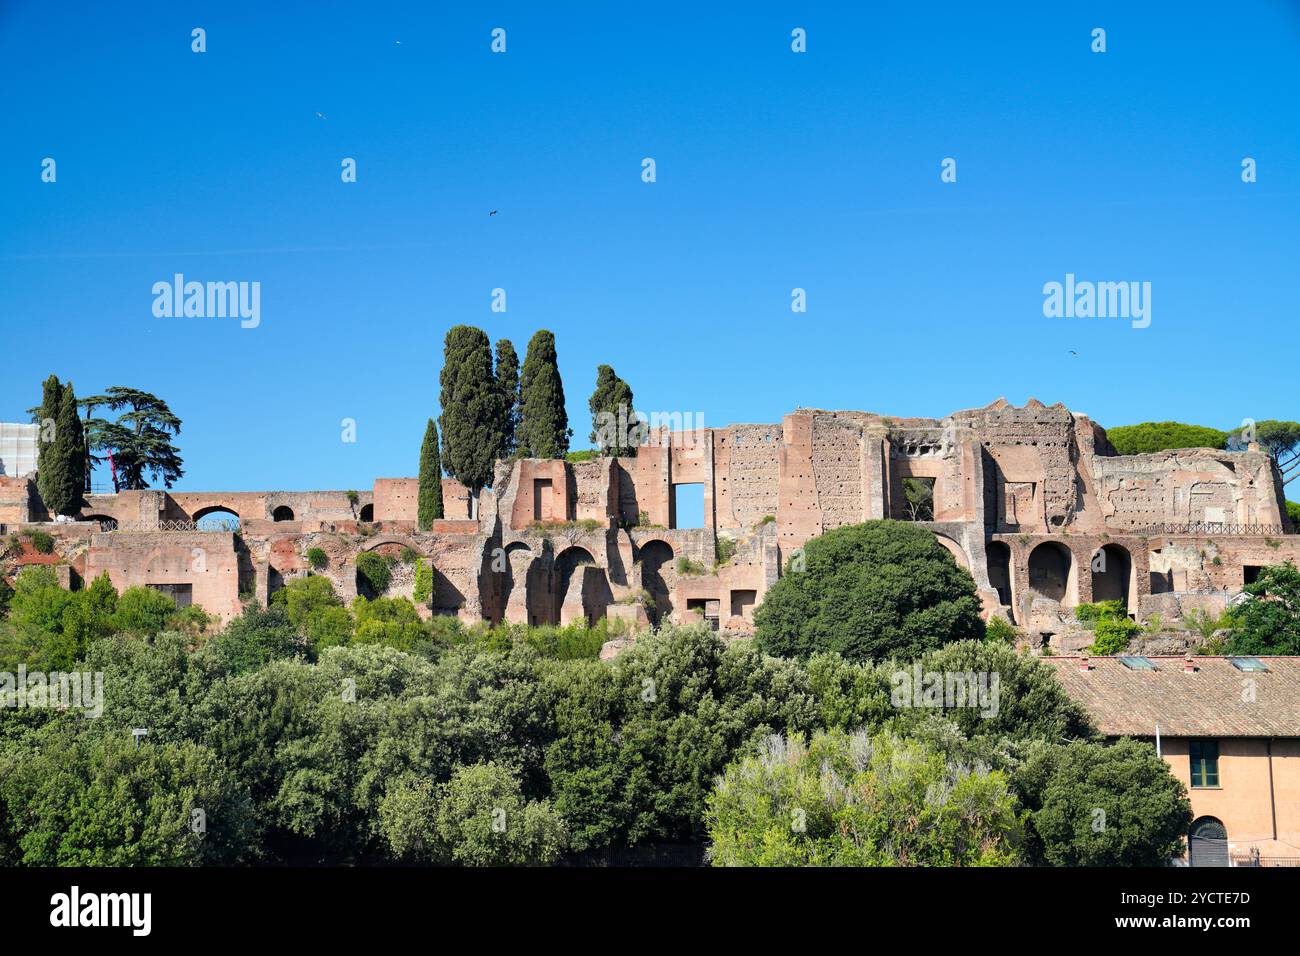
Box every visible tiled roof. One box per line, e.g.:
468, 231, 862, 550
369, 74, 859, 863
1042, 656, 1300, 738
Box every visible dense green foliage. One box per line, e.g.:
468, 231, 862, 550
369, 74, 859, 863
439, 326, 504, 498
417, 418, 444, 530
1220, 561, 1300, 655
33, 375, 64, 509
518, 330, 571, 459
354, 551, 392, 598
1074, 601, 1139, 655
707, 729, 1022, 866
754, 521, 985, 662
1014, 738, 1192, 866
1104, 421, 1228, 456
1288, 501, 1300, 529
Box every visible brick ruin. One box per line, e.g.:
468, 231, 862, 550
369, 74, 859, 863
2, 398, 1296, 646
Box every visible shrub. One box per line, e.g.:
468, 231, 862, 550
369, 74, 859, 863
676, 556, 707, 576
1074, 600, 1125, 623
352, 596, 425, 651
26, 530, 54, 555
399, 546, 420, 565
305, 547, 328, 570
706, 729, 1022, 866
355, 551, 391, 597
1221, 561, 1300, 655
714, 536, 737, 566
754, 520, 985, 663
112, 586, 179, 637
413, 559, 434, 606
984, 616, 1019, 644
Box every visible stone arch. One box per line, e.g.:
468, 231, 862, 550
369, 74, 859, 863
1091, 542, 1135, 612
638, 539, 676, 625
358, 503, 374, 522
82, 513, 118, 529
360, 536, 422, 555
1028, 540, 1075, 605
1188, 817, 1228, 868
497, 541, 534, 624
933, 533, 969, 570
272, 505, 295, 522
986, 540, 1013, 610
192, 505, 241, 530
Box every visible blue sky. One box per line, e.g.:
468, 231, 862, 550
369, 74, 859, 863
2, 1, 1298, 501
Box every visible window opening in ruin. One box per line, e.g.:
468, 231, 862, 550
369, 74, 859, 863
194, 507, 240, 531
671, 483, 704, 529
1244, 565, 1262, 585
901, 477, 935, 521
272, 505, 294, 522
533, 479, 553, 523
358, 503, 374, 522
148, 583, 193, 609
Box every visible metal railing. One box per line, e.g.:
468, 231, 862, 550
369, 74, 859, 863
1133, 523, 1288, 536
98, 519, 239, 533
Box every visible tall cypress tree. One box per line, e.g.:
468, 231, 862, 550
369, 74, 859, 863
418, 418, 444, 530
45, 382, 85, 516
518, 330, 571, 459
494, 338, 521, 460
438, 326, 503, 512
35, 374, 63, 506
588, 364, 637, 457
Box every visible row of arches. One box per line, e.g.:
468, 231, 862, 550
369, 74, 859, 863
985, 539, 1137, 619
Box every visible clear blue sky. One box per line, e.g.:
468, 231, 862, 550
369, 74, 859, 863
2, 2, 1298, 497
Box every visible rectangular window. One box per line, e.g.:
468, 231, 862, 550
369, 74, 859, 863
147, 583, 193, 609
1189, 740, 1219, 788
532, 479, 553, 522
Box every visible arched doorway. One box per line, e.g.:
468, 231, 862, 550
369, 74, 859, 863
1188, 817, 1228, 867
358, 503, 374, 522
1091, 543, 1133, 612
639, 540, 675, 625
1028, 541, 1074, 605
272, 505, 295, 522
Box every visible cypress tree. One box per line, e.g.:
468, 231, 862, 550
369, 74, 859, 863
417, 418, 444, 530
494, 339, 520, 459
35, 374, 62, 506
588, 364, 637, 457
518, 330, 571, 459
45, 382, 85, 516
438, 326, 503, 510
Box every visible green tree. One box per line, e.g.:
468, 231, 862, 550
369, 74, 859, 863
706, 729, 1022, 866
1103, 422, 1229, 456
417, 418, 444, 530
33, 375, 63, 508
40, 382, 86, 516
439, 326, 503, 512
1014, 738, 1191, 866
1289, 501, 1300, 529
588, 364, 637, 457
352, 596, 425, 650
209, 605, 302, 675
111, 585, 178, 637
517, 330, 571, 459
1222, 561, 1300, 655
354, 551, 392, 598
495, 339, 521, 459
754, 520, 986, 663
81, 387, 185, 490
1235, 420, 1300, 485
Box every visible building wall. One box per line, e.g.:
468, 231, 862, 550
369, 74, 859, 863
1160, 737, 1300, 857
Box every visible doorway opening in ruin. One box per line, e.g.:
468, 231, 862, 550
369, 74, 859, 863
147, 583, 193, 609
1028, 541, 1075, 605
358, 503, 374, 522
554, 547, 597, 624
900, 477, 935, 521
1091, 543, 1134, 613
272, 505, 295, 522
687, 598, 719, 631
986, 541, 1012, 608
194, 507, 240, 531
671, 483, 704, 529
730, 589, 757, 622
639, 540, 675, 624
1244, 565, 1262, 585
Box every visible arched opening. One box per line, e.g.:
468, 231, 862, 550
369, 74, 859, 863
986, 541, 1012, 608
272, 505, 295, 522
639, 540, 675, 625
496, 542, 533, 624
1091, 543, 1134, 612
193, 506, 241, 531
934, 534, 969, 570
82, 513, 118, 530
358, 503, 374, 522
1028, 541, 1074, 605
554, 547, 597, 625
1188, 817, 1228, 868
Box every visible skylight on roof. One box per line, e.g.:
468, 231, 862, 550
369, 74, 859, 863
1229, 657, 1269, 672
1117, 656, 1157, 670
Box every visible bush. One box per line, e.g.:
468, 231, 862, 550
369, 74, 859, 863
413, 559, 433, 606
305, 547, 328, 570
26, 530, 54, 555
754, 520, 985, 663
715, 537, 737, 566
1074, 600, 1125, 623
1014, 738, 1191, 866
1287, 501, 1300, 529
399, 546, 419, 565
352, 596, 425, 651
209, 605, 302, 674
1221, 561, 1300, 655
112, 586, 181, 638
676, 556, 706, 576
984, 616, 1019, 644
706, 729, 1022, 866
355, 551, 391, 597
